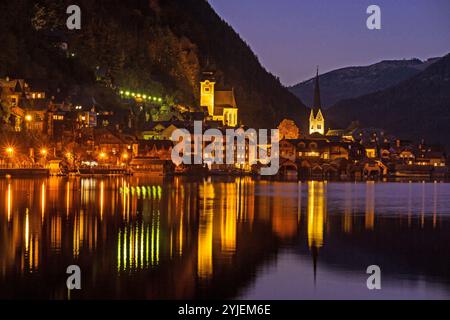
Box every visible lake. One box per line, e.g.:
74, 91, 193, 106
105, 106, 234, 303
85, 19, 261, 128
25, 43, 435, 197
1, 177, 450, 299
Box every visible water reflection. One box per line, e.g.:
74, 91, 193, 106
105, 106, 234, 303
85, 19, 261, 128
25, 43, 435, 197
307, 181, 326, 249
1, 178, 450, 299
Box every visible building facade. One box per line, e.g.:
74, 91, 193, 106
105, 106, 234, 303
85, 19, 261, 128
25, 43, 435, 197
309, 69, 325, 135
200, 72, 238, 127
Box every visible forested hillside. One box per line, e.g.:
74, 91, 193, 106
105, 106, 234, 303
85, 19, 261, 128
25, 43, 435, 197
0, 0, 309, 129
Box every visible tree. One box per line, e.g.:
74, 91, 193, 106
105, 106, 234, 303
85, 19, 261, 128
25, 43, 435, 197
0, 88, 11, 125
278, 119, 300, 140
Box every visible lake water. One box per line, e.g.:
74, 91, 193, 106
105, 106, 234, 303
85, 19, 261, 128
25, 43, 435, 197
1, 177, 450, 300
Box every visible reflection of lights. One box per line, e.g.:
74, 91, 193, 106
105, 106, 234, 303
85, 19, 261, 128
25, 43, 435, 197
7, 183, 11, 221
51, 216, 62, 251
100, 181, 104, 220
151, 213, 160, 266
25, 209, 29, 251
24, 206, 39, 272
221, 184, 237, 254
307, 181, 326, 249
343, 183, 353, 233
73, 213, 80, 258
365, 181, 375, 230
41, 182, 46, 222
66, 181, 70, 217
198, 183, 214, 279
118, 230, 121, 271
117, 220, 157, 272
178, 210, 184, 256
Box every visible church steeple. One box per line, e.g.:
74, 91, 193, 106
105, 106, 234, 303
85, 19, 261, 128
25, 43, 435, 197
309, 67, 325, 135
313, 66, 321, 111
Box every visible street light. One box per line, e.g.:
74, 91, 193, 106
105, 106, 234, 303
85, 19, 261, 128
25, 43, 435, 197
25, 114, 32, 122
6, 147, 14, 157
40, 148, 48, 156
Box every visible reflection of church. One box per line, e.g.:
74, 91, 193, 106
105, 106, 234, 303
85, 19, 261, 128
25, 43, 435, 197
200, 71, 238, 127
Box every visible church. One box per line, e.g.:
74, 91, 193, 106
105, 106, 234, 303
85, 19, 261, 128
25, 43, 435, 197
309, 68, 325, 136
200, 71, 238, 127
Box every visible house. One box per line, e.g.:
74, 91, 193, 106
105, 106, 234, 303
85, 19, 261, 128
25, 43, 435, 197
137, 139, 173, 160
93, 128, 136, 165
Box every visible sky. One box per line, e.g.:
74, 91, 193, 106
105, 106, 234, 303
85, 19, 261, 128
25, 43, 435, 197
208, 0, 450, 86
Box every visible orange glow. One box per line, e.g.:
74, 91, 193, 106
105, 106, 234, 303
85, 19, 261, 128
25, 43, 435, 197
365, 182, 375, 230
41, 182, 46, 222
307, 181, 326, 249
5, 146, 14, 156
7, 183, 12, 221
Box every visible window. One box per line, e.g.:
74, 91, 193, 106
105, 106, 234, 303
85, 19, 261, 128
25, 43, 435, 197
317, 125, 322, 129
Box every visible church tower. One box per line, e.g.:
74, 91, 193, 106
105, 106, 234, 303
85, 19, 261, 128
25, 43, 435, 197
200, 71, 216, 117
309, 68, 325, 135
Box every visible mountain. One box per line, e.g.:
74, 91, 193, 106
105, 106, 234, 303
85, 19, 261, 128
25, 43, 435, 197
0, 0, 309, 129
327, 53, 450, 150
289, 58, 440, 109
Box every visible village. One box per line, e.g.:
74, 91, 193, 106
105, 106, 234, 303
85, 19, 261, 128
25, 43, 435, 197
0, 71, 448, 180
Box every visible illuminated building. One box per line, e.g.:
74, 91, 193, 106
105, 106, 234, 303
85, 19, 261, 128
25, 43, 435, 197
309, 68, 325, 135
200, 71, 238, 127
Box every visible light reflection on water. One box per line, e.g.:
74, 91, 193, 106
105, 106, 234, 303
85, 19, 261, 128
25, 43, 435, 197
0, 177, 450, 299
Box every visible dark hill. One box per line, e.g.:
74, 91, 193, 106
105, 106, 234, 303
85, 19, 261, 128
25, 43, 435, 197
289, 58, 440, 109
328, 54, 450, 150
0, 0, 309, 129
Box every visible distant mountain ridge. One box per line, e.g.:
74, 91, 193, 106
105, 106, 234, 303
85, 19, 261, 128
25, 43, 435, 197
327, 53, 450, 150
289, 58, 440, 109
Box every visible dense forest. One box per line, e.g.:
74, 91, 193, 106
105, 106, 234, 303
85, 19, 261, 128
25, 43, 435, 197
328, 54, 450, 150
0, 0, 309, 129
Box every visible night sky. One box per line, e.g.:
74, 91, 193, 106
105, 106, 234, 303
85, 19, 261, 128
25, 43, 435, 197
209, 0, 450, 86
